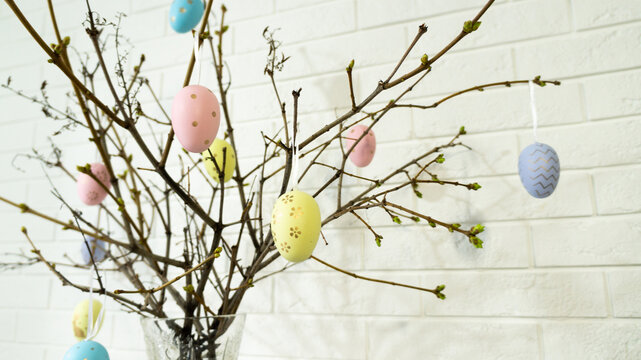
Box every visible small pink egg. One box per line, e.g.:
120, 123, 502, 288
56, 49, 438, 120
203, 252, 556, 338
171, 85, 221, 153
77, 163, 111, 206
345, 124, 376, 167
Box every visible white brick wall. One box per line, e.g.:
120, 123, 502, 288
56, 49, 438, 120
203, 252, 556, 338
1, 0, 640, 359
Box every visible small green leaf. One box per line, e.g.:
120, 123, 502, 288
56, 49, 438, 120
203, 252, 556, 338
471, 224, 485, 234
459, 126, 467, 135
420, 53, 429, 66
375, 235, 382, 247
435, 154, 445, 163
436, 292, 446, 300
470, 236, 484, 248
428, 221, 436, 228
470, 182, 482, 191
414, 190, 423, 198
436, 284, 446, 292
183, 284, 195, 293
392, 216, 402, 224
346, 59, 355, 71
411, 216, 420, 223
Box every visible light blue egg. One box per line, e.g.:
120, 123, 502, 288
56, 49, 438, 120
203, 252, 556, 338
80, 237, 107, 265
518, 142, 560, 199
169, 0, 205, 33
63, 340, 110, 360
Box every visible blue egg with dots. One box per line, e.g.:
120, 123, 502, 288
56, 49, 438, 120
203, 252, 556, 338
80, 237, 107, 265
63, 340, 110, 360
169, 0, 205, 33
518, 142, 560, 199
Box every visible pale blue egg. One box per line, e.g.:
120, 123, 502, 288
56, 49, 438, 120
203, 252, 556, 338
80, 237, 107, 265
169, 0, 205, 33
518, 142, 560, 199
63, 340, 109, 360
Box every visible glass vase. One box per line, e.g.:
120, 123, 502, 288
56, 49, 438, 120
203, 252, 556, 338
141, 314, 246, 360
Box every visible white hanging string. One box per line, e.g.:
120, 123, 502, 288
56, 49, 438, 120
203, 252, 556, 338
86, 270, 94, 339
85, 269, 107, 341
193, 30, 202, 84
528, 80, 539, 142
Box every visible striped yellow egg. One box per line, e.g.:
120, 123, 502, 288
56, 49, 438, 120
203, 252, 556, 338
270, 190, 321, 262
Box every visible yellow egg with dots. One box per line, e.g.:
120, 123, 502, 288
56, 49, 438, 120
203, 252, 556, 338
270, 190, 321, 263
71, 299, 103, 341
201, 138, 236, 183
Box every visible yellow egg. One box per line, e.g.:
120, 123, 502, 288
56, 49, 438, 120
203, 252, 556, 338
201, 138, 236, 183
71, 299, 103, 340
270, 190, 321, 262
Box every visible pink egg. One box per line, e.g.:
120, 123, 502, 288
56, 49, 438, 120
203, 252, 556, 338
345, 124, 376, 167
171, 85, 221, 153
77, 163, 111, 206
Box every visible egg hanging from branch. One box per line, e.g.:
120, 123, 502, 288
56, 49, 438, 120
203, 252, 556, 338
72, 299, 104, 340
77, 163, 111, 206
169, 0, 205, 34
344, 124, 376, 167
171, 85, 221, 153
270, 190, 321, 262
518, 142, 560, 199
80, 237, 107, 265
202, 138, 236, 183
63, 340, 110, 360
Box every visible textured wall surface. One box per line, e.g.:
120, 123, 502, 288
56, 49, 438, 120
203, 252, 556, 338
1, 0, 641, 359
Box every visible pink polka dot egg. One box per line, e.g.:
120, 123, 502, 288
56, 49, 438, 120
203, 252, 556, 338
345, 124, 376, 167
77, 163, 111, 206
171, 85, 221, 153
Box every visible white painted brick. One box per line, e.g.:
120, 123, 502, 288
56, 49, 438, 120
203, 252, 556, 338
413, 83, 584, 138
274, 271, 421, 315
608, 269, 641, 317
233, 1, 356, 54
356, 0, 498, 30
573, 0, 641, 30
276, 0, 325, 11
593, 166, 641, 215
0, 310, 17, 341
520, 118, 641, 169
407, 0, 570, 58
515, 24, 641, 79
363, 223, 529, 270
416, 172, 593, 222
15, 309, 70, 344
533, 216, 641, 267
584, 70, 641, 120
367, 319, 539, 360
0, 343, 46, 360
422, 271, 607, 317
356, 47, 514, 103
542, 322, 641, 359
225, 0, 274, 23
240, 314, 367, 359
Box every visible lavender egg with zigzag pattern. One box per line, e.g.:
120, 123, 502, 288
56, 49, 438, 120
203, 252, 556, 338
518, 142, 560, 199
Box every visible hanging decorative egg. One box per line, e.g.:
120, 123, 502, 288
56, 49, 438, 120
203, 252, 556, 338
72, 299, 104, 341
171, 85, 221, 153
80, 237, 107, 265
77, 163, 111, 206
518, 142, 560, 199
270, 190, 321, 263
169, 0, 205, 34
63, 340, 110, 360
344, 124, 376, 167
202, 138, 236, 183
